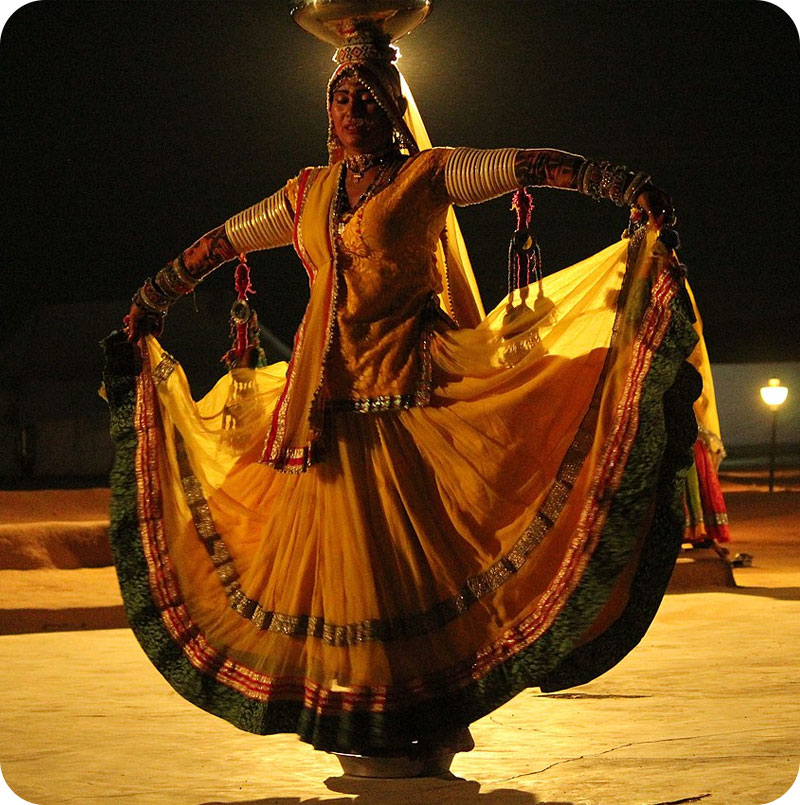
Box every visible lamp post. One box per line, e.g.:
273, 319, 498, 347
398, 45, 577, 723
759, 378, 788, 493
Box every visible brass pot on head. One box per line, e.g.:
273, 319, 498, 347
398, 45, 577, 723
289, 0, 433, 46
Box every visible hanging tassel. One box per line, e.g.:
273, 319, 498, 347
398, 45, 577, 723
220, 253, 265, 447
222, 253, 260, 369
233, 252, 255, 361
501, 187, 556, 366
508, 186, 542, 293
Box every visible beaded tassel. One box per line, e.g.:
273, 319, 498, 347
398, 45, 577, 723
507, 187, 542, 294
234, 254, 255, 359
222, 253, 260, 369
221, 253, 263, 443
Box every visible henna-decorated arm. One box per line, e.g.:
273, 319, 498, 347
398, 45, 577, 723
126, 187, 295, 341
515, 149, 671, 221
514, 149, 586, 191
126, 225, 238, 341
444, 147, 672, 225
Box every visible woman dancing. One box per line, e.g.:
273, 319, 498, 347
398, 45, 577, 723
106, 28, 700, 774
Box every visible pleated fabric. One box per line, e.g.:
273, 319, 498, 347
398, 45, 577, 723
103, 226, 700, 753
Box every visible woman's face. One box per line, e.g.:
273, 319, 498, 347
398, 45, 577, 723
330, 78, 394, 156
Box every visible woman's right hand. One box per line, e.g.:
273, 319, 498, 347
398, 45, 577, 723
124, 300, 163, 342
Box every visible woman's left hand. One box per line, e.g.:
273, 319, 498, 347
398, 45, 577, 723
635, 185, 674, 228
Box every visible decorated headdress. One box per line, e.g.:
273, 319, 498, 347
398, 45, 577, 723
291, 1, 427, 161
326, 36, 418, 162
290, 0, 485, 326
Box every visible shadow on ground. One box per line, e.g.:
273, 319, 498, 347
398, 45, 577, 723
200, 775, 568, 803
668, 585, 800, 600
727, 585, 800, 601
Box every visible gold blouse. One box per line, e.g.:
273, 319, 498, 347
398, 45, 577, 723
324, 149, 453, 402
225, 147, 519, 416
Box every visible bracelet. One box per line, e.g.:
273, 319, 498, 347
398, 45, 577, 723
444, 147, 520, 206
622, 171, 652, 206
581, 161, 629, 205
133, 278, 170, 314
225, 189, 295, 252
579, 160, 652, 207
155, 258, 199, 301
172, 256, 202, 287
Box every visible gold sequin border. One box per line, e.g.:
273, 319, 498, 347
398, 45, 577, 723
260, 168, 320, 471
165, 229, 678, 657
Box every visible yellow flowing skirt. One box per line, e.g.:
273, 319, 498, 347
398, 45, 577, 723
103, 227, 700, 752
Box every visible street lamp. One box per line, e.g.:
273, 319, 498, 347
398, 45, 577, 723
759, 378, 789, 493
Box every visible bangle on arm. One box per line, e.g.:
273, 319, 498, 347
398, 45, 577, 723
444, 148, 520, 206
224, 188, 295, 252
131, 224, 238, 314
577, 160, 652, 207
132, 277, 170, 314
130, 183, 294, 324
515, 150, 651, 207
443, 148, 654, 210
154, 257, 200, 301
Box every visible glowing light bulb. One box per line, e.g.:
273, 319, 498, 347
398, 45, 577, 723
760, 378, 788, 408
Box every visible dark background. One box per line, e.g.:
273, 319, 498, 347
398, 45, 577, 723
2, 0, 799, 368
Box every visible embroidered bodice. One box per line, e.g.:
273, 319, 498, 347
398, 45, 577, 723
322, 149, 451, 401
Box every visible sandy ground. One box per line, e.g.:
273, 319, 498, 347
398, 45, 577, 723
0, 488, 111, 523
0, 488, 112, 572
0, 482, 798, 804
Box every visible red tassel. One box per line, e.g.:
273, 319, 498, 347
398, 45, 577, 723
234, 253, 255, 300
509, 188, 540, 291
512, 186, 534, 231
235, 254, 253, 362
222, 253, 260, 368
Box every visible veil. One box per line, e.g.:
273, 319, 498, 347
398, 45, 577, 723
398, 72, 486, 327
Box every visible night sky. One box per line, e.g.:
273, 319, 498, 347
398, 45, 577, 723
2, 1, 799, 365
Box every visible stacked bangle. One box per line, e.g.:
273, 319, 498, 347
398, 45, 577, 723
622, 171, 652, 206
578, 160, 652, 207
155, 258, 200, 300
130, 225, 237, 325
133, 258, 202, 315
133, 277, 170, 314
444, 147, 520, 206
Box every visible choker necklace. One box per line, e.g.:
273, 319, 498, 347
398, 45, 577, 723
343, 148, 397, 180
334, 156, 402, 234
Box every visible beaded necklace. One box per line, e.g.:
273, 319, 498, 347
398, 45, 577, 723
333, 156, 404, 235
343, 147, 397, 180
